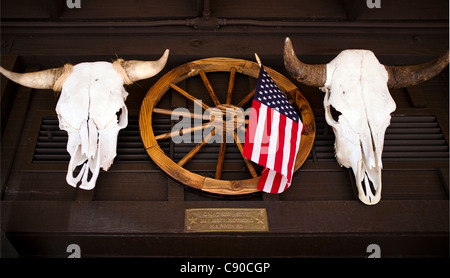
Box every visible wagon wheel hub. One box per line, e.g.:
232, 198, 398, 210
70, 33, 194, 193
210, 104, 246, 136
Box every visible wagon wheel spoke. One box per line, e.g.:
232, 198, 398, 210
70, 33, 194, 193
226, 67, 236, 105
198, 69, 221, 106
177, 128, 216, 167
215, 137, 227, 180
169, 83, 210, 110
164, 74, 257, 179
153, 108, 208, 121
156, 122, 212, 141
213, 67, 238, 179
233, 131, 258, 178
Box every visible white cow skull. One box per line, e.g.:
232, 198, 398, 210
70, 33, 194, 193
321, 50, 395, 204
0, 49, 169, 190
284, 37, 448, 205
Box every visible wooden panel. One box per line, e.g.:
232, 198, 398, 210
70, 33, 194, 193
4, 34, 448, 62
212, 0, 347, 20
2, 199, 448, 257
382, 170, 448, 200
93, 172, 168, 201
2, 200, 448, 234
3, 172, 76, 201
280, 170, 354, 201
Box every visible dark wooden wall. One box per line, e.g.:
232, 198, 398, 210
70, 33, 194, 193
1, 0, 448, 258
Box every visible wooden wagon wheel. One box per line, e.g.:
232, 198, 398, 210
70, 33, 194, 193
139, 57, 315, 195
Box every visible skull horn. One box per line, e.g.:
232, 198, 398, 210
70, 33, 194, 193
0, 64, 71, 91
385, 50, 449, 88
283, 37, 327, 87
114, 49, 169, 84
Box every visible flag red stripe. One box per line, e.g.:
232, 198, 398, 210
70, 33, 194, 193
257, 168, 269, 192
287, 121, 300, 181
269, 170, 282, 193
243, 100, 260, 159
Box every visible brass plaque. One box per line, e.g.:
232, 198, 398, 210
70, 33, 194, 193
185, 208, 269, 232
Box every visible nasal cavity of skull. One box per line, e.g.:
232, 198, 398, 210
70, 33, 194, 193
72, 164, 94, 187
361, 171, 377, 198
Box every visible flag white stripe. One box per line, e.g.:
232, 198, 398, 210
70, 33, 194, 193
278, 174, 288, 193
263, 169, 276, 193
281, 119, 292, 177
251, 104, 267, 162
266, 111, 280, 170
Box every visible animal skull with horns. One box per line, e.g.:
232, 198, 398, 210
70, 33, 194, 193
284, 37, 448, 205
0, 49, 169, 190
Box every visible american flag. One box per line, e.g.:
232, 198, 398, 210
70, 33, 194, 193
243, 66, 303, 193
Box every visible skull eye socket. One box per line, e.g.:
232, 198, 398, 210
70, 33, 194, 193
328, 104, 342, 123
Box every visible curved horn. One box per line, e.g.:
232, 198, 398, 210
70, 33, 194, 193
0, 65, 70, 91
114, 49, 169, 84
283, 37, 327, 87
385, 50, 449, 88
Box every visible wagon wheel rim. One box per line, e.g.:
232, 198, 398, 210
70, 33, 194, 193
139, 57, 315, 195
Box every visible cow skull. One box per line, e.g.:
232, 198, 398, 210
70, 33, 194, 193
284, 37, 448, 205
0, 49, 169, 190
321, 50, 396, 205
